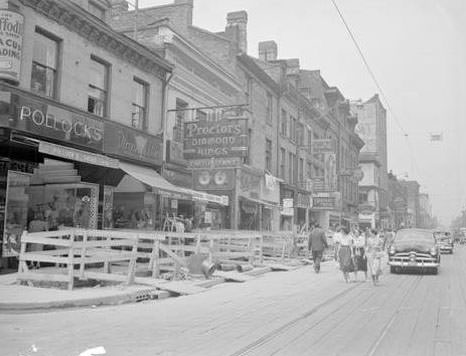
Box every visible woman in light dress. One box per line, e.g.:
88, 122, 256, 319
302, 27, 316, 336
352, 229, 368, 281
337, 227, 354, 283
366, 229, 384, 285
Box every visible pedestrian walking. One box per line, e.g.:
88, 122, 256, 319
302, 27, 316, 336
366, 229, 384, 285
308, 224, 328, 273
337, 227, 354, 283
352, 229, 368, 281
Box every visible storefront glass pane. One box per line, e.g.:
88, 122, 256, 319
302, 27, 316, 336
2, 172, 30, 257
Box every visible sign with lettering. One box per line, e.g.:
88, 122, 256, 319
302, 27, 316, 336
312, 139, 334, 154
295, 192, 310, 208
312, 196, 336, 209
0, 91, 104, 150
0, 10, 23, 83
189, 157, 242, 169
193, 169, 235, 190
39, 141, 119, 169
104, 122, 163, 165
183, 117, 248, 159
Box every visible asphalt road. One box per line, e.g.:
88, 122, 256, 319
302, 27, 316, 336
2, 246, 466, 356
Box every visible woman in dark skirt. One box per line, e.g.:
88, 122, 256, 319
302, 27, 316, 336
352, 229, 368, 281
337, 227, 354, 283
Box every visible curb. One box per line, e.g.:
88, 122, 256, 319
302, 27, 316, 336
0, 288, 171, 312
0, 264, 301, 312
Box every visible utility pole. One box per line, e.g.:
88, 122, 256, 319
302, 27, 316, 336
133, 0, 139, 40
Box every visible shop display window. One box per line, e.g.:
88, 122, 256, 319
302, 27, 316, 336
3, 172, 30, 257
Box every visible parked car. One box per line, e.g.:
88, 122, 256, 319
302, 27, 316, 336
434, 231, 454, 254
388, 229, 440, 274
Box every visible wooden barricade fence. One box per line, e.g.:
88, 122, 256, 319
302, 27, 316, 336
17, 229, 165, 290
18, 229, 306, 289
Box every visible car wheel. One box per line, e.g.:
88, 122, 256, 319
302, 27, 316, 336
431, 267, 438, 275
390, 266, 396, 274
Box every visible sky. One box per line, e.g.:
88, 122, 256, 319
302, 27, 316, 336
138, 0, 466, 225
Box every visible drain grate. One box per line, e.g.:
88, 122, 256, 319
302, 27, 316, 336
134, 288, 158, 302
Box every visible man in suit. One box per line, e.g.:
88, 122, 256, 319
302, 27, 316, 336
308, 223, 328, 273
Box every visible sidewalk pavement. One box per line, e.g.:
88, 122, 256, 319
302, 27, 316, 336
0, 264, 288, 311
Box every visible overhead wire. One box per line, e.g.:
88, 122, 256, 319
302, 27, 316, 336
329, 0, 423, 179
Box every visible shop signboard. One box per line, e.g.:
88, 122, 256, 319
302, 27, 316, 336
193, 168, 235, 191
295, 192, 310, 208
189, 157, 242, 169
324, 153, 337, 191
0, 10, 24, 83
312, 139, 334, 154
104, 122, 163, 166
0, 91, 105, 150
311, 177, 326, 192
312, 196, 337, 209
282, 198, 294, 216
39, 141, 119, 169
183, 116, 248, 159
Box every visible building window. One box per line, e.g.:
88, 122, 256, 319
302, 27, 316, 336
31, 29, 59, 98
265, 139, 272, 171
290, 116, 296, 141
88, 57, 108, 117
281, 109, 287, 136
288, 152, 293, 183
293, 153, 298, 184
307, 161, 312, 179
88, 1, 106, 20
299, 158, 304, 183
266, 92, 273, 124
246, 76, 253, 110
307, 128, 312, 152
297, 122, 304, 146
280, 148, 286, 179
174, 99, 188, 142
131, 78, 147, 130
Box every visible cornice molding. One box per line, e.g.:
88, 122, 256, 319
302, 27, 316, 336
19, 0, 172, 79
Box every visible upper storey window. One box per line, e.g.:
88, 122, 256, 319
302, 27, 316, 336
88, 56, 108, 117
31, 29, 59, 98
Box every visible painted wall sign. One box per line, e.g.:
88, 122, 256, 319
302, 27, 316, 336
183, 117, 248, 159
192, 168, 235, 190
0, 10, 23, 83
104, 122, 163, 165
0, 91, 104, 150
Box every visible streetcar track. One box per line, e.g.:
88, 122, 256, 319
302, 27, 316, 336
365, 274, 423, 356
228, 281, 366, 356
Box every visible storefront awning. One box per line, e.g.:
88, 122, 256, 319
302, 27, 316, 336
119, 161, 191, 200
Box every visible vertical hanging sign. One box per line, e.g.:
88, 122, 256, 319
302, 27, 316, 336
0, 10, 24, 83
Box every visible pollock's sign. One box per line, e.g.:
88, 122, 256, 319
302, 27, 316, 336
0, 11, 23, 83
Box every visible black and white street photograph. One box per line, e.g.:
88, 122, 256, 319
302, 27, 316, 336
0, 0, 465, 355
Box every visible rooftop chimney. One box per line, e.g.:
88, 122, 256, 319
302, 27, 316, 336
258, 41, 278, 61
226, 11, 248, 53
174, 0, 193, 25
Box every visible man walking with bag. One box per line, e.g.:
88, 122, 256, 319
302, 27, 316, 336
308, 224, 328, 273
